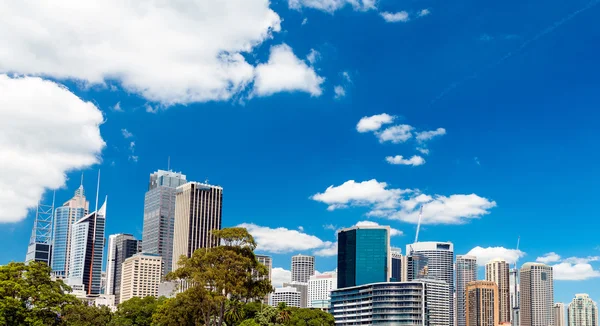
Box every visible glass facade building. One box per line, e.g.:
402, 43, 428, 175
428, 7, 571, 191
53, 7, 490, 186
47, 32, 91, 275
106, 233, 141, 304
337, 226, 390, 289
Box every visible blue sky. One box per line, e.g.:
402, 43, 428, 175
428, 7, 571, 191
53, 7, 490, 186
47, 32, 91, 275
1, 0, 599, 304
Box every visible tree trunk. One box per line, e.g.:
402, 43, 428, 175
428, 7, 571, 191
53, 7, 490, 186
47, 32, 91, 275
217, 301, 225, 326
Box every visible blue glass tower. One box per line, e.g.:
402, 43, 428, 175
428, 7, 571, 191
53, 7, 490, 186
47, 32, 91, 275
337, 226, 390, 289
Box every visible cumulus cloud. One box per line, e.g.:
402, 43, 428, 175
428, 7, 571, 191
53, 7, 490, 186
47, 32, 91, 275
354, 221, 403, 236
0, 75, 105, 223
239, 223, 334, 254
563, 256, 600, 264
385, 155, 425, 166
313, 242, 338, 257
312, 179, 496, 224
334, 85, 346, 99
356, 113, 395, 133
272, 267, 292, 287
415, 128, 446, 142
536, 252, 562, 264
381, 11, 409, 23
417, 147, 430, 155
253, 44, 324, 97
553, 263, 600, 281
377, 125, 414, 143
0, 1, 324, 105
289, 0, 376, 13
466, 246, 525, 266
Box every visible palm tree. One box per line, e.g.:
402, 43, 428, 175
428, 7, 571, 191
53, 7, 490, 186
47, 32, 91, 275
276, 303, 291, 324
224, 300, 245, 325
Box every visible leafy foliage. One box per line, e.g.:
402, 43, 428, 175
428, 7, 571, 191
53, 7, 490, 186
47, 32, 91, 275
62, 304, 112, 326
109, 296, 164, 326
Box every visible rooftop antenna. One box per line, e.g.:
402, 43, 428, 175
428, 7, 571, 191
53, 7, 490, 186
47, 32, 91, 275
414, 205, 424, 243
167, 156, 171, 171
80, 172, 84, 187
514, 236, 521, 267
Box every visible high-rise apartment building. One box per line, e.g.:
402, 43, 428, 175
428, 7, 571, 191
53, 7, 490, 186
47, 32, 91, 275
271, 287, 301, 308
291, 254, 315, 283
106, 234, 142, 304
420, 278, 451, 326
520, 263, 554, 326
406, 241, 455, 326
457, 255, 478, 326
337, 226, 391, 289
256, 254, 272, 304
51, 185, 89, 278
283, 281, 309, 308
568, 294, 598, 326
67, 198, 107, 296
486, 258, 511, 323
119, 253, 162, 303
142, 170, 186, 277
308, 272, 337, 308
172, 182, 222, 270
466, 281, 499, 326
554, 303, 566, 326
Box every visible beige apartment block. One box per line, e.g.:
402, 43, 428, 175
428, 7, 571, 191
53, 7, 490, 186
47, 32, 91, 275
119, 253, 162, 303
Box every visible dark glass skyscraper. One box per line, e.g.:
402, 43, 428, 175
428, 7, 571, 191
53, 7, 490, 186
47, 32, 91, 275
337, 226, 390, 289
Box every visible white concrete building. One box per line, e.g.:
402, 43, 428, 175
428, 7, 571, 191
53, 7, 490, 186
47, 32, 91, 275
271, 286, 301, 308
568, 294, 598, 326
457, 255, 477, 326
291, 254, 315, 283
120, 253, 162, 303
554, 303, 566, 326
308, 272, 337, 308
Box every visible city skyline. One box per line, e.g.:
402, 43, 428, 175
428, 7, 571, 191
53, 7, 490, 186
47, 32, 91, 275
2, 0, 600, 306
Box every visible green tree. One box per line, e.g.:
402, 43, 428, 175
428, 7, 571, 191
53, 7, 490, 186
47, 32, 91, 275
238, 319, 260, 326
254, 305, 281, 326
276, 303, 291, 324
0, 261, 78, 326
61, 304, 112, 326
110, 296, 164, 326
224, 300, 245, 325
152, 289, 206, 326
288, 308, 334, 326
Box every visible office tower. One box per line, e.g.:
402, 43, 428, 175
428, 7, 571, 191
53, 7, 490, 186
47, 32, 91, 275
25, 199, 55, 266
337, 226, 391, 288
486, 258, 511, 323
391, 247, 402, 281
283, 282, 308, 308
420, 278, 451, 326
106, 234, 142, 304
67, 198, 107, 295
406, 241, 454, 326
520, 263, 553, 326
291, 254, 315, 283
568, 294, 598, 326
172, 182, 223, 270
51, 185, 89, 278
457, 255, 478, 326
308, 272, 337, 308
510, 267, 521, 326
554, 303, 566, 326
256, 255, 272, 304
466, 281, 499, 326
271, 287, 301, 308
119, 253, 162, 303
143, 170, 186, 277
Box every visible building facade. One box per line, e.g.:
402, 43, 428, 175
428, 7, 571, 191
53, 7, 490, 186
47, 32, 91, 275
337, 226, 391, 289
106, 233, 142, 304
67, 198, 107, 295
51, 185, 89, 278
119, 253, 162, 303
391, 248, 402, 282
172, 182, 223, 271
520, 263, 554, 326
554, 303, 566, 326
256, 254, 272, 304
486, 258, 511, 324
283, 281, 309, 308
466, 281, 499, 326
568, 294, 598, 326
271, 287, 301, 308
308, 272, 337, 308
142, 170, 186, 277
457, 255, 478, 326
292, 254, 315, 283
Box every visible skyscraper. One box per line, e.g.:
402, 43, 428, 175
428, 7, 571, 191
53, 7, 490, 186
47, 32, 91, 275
406, 241, 455, 326
106, 234, 142, 304
291, 254, 315, 283
486, 258, 511, 323
119, 253, 162, 303
67, 198, 107, 296
391, 247, 402, 282
51, 184, 89, 278
172, 182, 222, 270
337, 225, 391, 289
25, 198, 55, 266
568, 294, 598, 326
142, 170, 186, 277
520, 262, 554, 326
308, 272, 337, 308
466, 281, 499, 326
554, 303, 566, 326
457, 255, 478, 326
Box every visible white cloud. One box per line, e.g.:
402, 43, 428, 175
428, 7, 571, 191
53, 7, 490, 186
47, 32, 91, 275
253, 44, 324, 97
334, 85, 346, 99
312, 179, 496, 225
0, 75, 105, 223
307, 49, 320, 65
385, 155, 425, 166
416, 147, 430, 155
313, 242, 337, 257
467, 246, 525, 266
240, 223, 334, 254
121, 129, 133, 139
342, 71, 352, 83
271, 267, 292, 287
415, 128, 446, 142
112, 102, 123, 112
381, 11, 409, 23
289, 0, 376, 13
418, 9, 430, 17
356, 113, 395, 133
377, 125, 414, 143
0, 0, 289, 106
354, 221, 403, 236
129, 155, 139, 162
553, 263, 600, 281
302, 18, 308, 25
536, 252, 562, 264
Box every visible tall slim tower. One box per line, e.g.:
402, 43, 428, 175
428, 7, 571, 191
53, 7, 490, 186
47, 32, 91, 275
143, 170, 186, 277
172, 182, 222, 270
568, 294, 598, 326
256, 255, 272, 305
520, 262, 553, 326
106, 233, 142, 304
457, 255, 478, 326
486, 258, 512, 323
554, 303, 566, 326
51, 184, 89, 278
292, 254, 315, 283
25, 195, 55, 266
406, 241, 455, 326
466, 281, 500, 326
